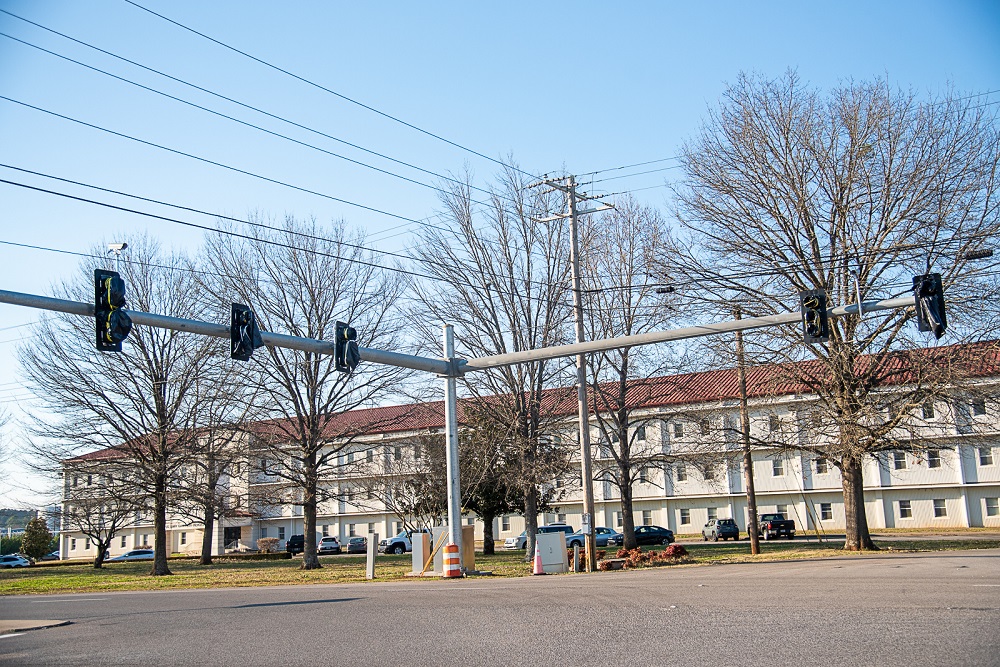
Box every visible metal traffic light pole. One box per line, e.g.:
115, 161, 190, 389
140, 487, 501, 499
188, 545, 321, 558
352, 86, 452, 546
0, 287, 923, 573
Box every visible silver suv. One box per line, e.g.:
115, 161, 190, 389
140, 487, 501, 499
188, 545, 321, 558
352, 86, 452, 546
503, 523, 575, 549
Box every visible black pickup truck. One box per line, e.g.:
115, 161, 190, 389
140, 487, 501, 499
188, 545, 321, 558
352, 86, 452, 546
758, 513, 796, 540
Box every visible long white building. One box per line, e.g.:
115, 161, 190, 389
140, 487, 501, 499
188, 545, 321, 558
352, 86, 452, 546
59, 342, 1000, 559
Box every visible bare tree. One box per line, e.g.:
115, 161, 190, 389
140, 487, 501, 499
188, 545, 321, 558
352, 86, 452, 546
580, 196, 686, 549
20, 235, 217, 574
59, 455, 144, 568
408, 164, 577, 559
668, 72, 1000, 550
201, 215, 410, 569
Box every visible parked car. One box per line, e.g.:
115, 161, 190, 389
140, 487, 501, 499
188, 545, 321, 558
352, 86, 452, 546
345, 536, 367, 554
285, 534, 305, 554
758, 513, 796, 540
379, 529, 431, 555
40, 550, 61, 561
633, 525, 675, 546
567, 527, 621, 549
106, 549, 154, 562
0, 554, 32, 568
317, 536, 341, 554
503, 523, 576, 549
702, 518, 740, 541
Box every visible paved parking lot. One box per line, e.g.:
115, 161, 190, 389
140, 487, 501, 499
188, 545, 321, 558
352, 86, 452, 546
2, 548, 998, 666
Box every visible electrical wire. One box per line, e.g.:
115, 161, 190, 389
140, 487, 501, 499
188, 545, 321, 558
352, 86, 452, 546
122, 0, 539, 181
0, 17, 509, 205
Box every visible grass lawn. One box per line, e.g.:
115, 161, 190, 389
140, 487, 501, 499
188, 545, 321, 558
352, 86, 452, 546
2, 538, 998, 595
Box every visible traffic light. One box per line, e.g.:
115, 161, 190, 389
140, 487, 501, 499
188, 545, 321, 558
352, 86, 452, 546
913, 273, 946, 339
94, 269, 132, 352
230, 303, 263, 361
799, 289, 830, 344
335, 320, 360, 373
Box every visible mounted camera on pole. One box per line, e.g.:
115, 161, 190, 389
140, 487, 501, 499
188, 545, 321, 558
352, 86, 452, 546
94, 269, 132, 352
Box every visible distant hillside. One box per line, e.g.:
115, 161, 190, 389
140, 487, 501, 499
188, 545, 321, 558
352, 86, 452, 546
0, 509, 38, 530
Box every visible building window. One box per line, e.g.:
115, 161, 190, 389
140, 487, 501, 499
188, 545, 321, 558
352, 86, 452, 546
979, 448, 994, 466
615, 511, 623, 528
810, 412, 823, 429
85, 539, 90, 550
120, 535, 127, 548
414, 443, 422, 460
261, 527, 268, 538
635, 425, 646, 441
673, 422, 684, 438
928, 450, 942, 468
820, 503, 832, 521
769, 415, 780, 432
699, 419, 710, 435
676, 464, 687, 482
639, 468, 648, 484
72, 476, 79, 487
394, 522, 403, 535
922, 401, 935, 419
986, 498, 999, 517
707, 507, 717, 521
502, 515, 510, 531
141, 534, 149, 547
180, 532, 187, 546
815, 457, 829, 474
679, 508, 690, 525
772, 459, 784, 477
971, 398, 987, 416
71, 538, 77, 550
776, 504, 788, 516
899, 500, 912, 519
394, 447, 402, 461
642, 510, 652, 526
348, 524, 356, 537
368, 522, 375, 535
703, 466, 715, 481
347, 451, 355, 464
893, 451, 907, 470
278, 527, 285, 541
366, 449, 374, 462
556, 514, 566, 524
933, 499, 947, 518
322, 525, 329, 537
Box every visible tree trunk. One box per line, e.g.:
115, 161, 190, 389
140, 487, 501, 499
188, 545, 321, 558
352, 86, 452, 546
151, 471, 172, 575
620, 477, 637, 550
301, 464, 320, 570
842, 454, 878, 551
523, 488, 538, 562
92, 537, 110, 569
200, 500, 215, 566
481, 511, 496, 555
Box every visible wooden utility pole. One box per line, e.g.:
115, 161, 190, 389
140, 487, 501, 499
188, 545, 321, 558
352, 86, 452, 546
734, 306, 761, 555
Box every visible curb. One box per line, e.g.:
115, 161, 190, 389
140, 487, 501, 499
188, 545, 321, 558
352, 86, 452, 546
0, 620, 72, 635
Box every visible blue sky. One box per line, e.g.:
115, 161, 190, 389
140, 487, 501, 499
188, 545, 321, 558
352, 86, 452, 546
0, 0, 997, 506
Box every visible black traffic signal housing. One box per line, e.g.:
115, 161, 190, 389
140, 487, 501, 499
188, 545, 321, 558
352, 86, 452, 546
913, 273, 946, 339
335, 320, 360, 373
94, 269, 132, 352
230, 303, 264, 361
799, 289, 830, 344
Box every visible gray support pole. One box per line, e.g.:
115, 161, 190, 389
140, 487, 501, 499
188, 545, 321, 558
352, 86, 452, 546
0, 289, 450, 375
566, 177, 597, 573
443, 325, 462, 551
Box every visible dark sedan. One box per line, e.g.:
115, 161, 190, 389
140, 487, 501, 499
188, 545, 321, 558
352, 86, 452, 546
345, 536, 367, 554
633, 525, 675, 546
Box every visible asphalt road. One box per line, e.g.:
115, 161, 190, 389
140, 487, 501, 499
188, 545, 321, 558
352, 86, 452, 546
2, 549, 998, 667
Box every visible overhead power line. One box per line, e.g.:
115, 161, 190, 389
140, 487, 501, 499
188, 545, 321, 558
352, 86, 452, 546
122, 0, 537, 180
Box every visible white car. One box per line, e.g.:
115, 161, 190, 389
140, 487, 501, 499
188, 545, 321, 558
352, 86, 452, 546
0, 554, 33, 568
107, 549, 154, 562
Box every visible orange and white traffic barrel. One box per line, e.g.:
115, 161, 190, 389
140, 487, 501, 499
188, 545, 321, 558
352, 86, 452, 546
442, 543, 462, 578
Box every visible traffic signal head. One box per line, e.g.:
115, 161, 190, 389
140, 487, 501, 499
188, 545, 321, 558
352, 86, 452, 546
335, 320, 360, 373
230, 303, 264, 361
912, 273, 946, 339
94, 269, 132, 352
799, 289, 830, 344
